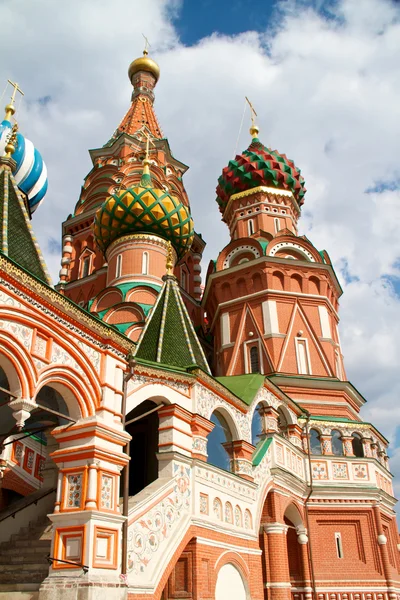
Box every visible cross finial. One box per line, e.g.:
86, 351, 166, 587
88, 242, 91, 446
142, 129, 155, 166
4, 80, 24, 122
245, 96, 259, 139
142, 34, 151, 56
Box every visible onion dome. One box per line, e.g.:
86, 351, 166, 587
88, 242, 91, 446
216, 137, 306, 214
0, 119, 48, 213
93, 165, 194, 259
128, 49, 160, 84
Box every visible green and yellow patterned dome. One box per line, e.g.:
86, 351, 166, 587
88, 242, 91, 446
93, 168, 194, 258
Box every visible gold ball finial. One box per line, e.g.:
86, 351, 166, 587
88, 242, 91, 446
128, 38, 160, 85
250, 124, 259, 139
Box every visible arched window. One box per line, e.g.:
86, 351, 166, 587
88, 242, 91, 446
116, 254, 122, 278
250, 346, 260, 373
331, 430, 343, 456
251, 403, 263, 446
310, 429, 321, 455
141, 251, 149, 275
207, 411, 232, 471
352, 432, 364, 458
248, 219, 254, 235
274, 217, 281, 233
277, 406, 289, 437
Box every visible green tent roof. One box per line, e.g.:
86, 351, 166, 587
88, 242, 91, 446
135, 273, 210, 373
0, 160, 51, 285
216, 374, 265, 406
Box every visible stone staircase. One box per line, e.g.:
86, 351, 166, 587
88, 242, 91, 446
0, 513, 52, 598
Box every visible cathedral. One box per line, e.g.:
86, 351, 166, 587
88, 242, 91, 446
0, 47, 398, 600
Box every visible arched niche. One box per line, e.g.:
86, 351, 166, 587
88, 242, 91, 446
352, 432, 364, 458
272, 271, 284, 291
215, 563, 248, 600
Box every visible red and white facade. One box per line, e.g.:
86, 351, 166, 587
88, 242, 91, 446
0, 51, 399, 600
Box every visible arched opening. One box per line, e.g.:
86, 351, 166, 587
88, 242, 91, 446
331, 430, 343, 456
215, 563, 247, 600
352, 432, 364, 458
277, 406, 289, 437
251, 403, 263, 446
284, 504, 305, 586
125, 400, 159, 496
207, 410, 232, 472
222, 282, 232, 301
309, 429, 322, 455
141, 251, 148, 275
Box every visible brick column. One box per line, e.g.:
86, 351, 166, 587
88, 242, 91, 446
287, 424, 302, 448
260, 406, 279, 434
192, 252, 202, 301
222, 440, 255, 481
319, 434, 333, 455
341, 435, 354, 457
373, 503, 397, 598
190, 413, 214, 461
362, 437, 373, 457
263, 523, 291, 600
296, 528, 312, 600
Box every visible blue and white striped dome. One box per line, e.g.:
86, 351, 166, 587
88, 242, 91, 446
0, 119, 48, 213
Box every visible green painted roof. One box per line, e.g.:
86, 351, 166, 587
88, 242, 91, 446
0, 162, 51, 285
216, 374, 265, 406
135, 274, 210, 373
252, 436, 272, 466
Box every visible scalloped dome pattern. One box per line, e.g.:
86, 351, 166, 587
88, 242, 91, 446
216, 139, 306, 214
0, 119, 48, 213
93, 183, 194, 258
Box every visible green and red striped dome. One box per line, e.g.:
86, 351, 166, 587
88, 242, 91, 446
216, 139, 306, 214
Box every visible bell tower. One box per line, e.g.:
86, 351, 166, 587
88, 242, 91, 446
203, 110, 357, 419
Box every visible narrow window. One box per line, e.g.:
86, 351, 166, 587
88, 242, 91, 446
181, 269, 187, 291
335, 350, 342, 380
274, 217, 280, 233
331, 430, 343, 456
142, 251, 149, 275
116, 254, 122, 278
248, 219, 254, 235
250, 346, 260, 373
296, 338, 311, 374
335, 532, 343, 558
81, 256, 90, 278
310, 429, 322, 455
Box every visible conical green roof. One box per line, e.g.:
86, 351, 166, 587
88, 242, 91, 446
0, 158, 51, 284
135, 273, 210, 372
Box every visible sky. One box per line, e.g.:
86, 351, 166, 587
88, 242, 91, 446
1, 0, 400, 490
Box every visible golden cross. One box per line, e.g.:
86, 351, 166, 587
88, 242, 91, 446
8, 80, 24, 104
142, 34, 151, 55
245, 96, 257, 127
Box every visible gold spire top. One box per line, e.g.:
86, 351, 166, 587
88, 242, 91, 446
128, 37, 160, 84
166, 241, 174, 275
4, 80, 24, 122
245, 96, 259, 139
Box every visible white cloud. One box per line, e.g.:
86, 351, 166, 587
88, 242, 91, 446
1, 0, 400, 485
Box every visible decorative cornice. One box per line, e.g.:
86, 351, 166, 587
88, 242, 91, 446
224, 186, 300, 220
0, 254, 134, 355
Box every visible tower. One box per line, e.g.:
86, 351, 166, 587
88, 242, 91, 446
57, 48, 206, 340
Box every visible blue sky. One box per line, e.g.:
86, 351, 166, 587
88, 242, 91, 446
173, 0, 277, 45
173, 0, 337, 45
